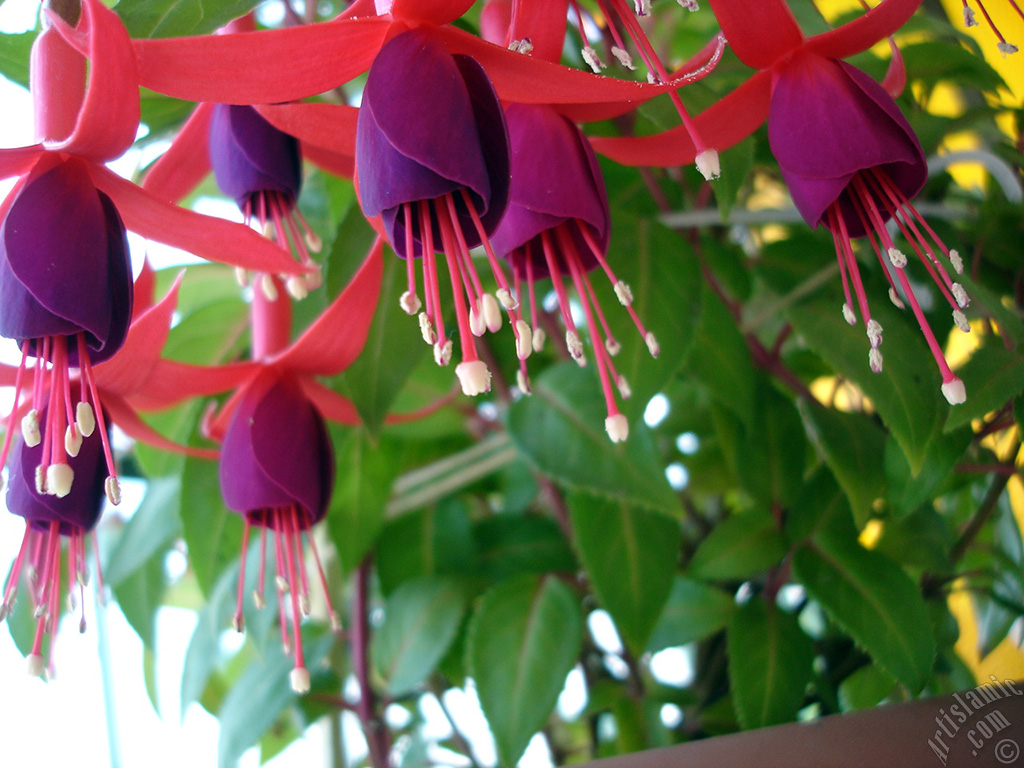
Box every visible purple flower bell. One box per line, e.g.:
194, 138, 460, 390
769, 50, 969, 404
219, 371, 337, 693
490, 103, 658, 442
0, 156, 129, 505
1, 395, 110, 678
208, 104, 320, 299
356, 27, 520, 397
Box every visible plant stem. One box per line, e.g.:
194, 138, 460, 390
352, 559, 390, 768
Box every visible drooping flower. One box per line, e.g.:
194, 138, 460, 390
1, 393, 109, 678
491, 103, 658, 442
219, 370, 337, 694
356, 27, 520, 396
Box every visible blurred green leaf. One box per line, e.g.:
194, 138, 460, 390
116, 0, 262, 38
180, 453, 242, 596
474, 514, 576, 581
688, 512, 787, 581
945, 343, 1024, 432
647, 577, 736, 652
468, 574, 584, 767
376, 502, 476, 595
0, 31, 35, 89
569, 492, 680, 655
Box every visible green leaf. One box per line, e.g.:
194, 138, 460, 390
791, 490, 935, 691
116, 0, 263, 38
376, 502, 476, 595
883, 426, 972, 518
728, 598, 814, 729
647, 577, 736, 652
683, 287, 755, 423
113, 547, 167, 650
508, 362, 679, 514
902, 41, 1007, 94
217, 629, 334, 768
800, 404, 887, 527
105, 478, 182, 586
325, 427, 400, 576
467, 575, 584, 767
687, 513, 787, 581
786, 288, 945, 475
180, 453, 243, 596
0, 31, 35, 89
332, 245, 429, 435
473, 514, 576, 580
372, 576, 467, 696
838, 664, 896, 711
945, 343, 1024, 432
714, 137, 755, 219
569, 492, 680, 655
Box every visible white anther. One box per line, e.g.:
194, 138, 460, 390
677, 0, 699, 9
260, 273, 279, 301
434, 340, 453, 367
419, 312, 437, 345
286, 275, 309, 301
646, 332, 660, 358
253, 590, 266, 610
105, 476, 121, 506
34, 465, 46, 495
634, 0, 651, 15
515, 320, 533, 360
496, 287, 519, 310
305, 269, 323, 291
330, 612, 342, 632
951, 283, 969, 309
617, 376, 632, 399
963, 7, 977, 26
869, 348, 884, 373
65, 426, 82, 458
949, 249, 964, 274
888, 287, 906, 310
695, 149, 721, 181
611, 46, 636, 69
232, 614, 245, 633
606, 338, 622, 356
953, 310, 971, 333
614, 281, 634, 306
532, 327, 546, 353
866, 320, 884, 348
79, 615, 86, 634
34, 603, 46, 619
27, 654, 44, 678
482, 293, 503, 333
399, 291, 422, 315
262, 220, 275, 239
647, 72, 661, 84
276, 576, 290, 592
516, 369, 532, 395
290, 667, 311, 694
21, 410, 41, 447
582, 46, 605, 73
887, 247, 908, 269
942, 378, 967, 405
469, 304, 486, 337
510, 38, 534, 55
235, 267, 249, 287
842, 303, 856, 325
299, 594, 311, 616
605, 414, 629, 443
0, 604, 7, 623
455, 360, 492, 396
47, 464, 74, 498
76, 402, 96, 437
998, 42, 1018, 56
305, 231, 323, 254
566, 330, 585, 361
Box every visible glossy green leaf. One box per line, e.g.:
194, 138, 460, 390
467, 575, 584, 767
372, 576, 467, 696
105, 478, 181, 586
569, 492, 680, 654
945, 343, 1024, 432
0, 31, 34, 89
508, 362, 678, 514
728, 598, 814, 729
687, 512, 787, 581
473, 514, 576, 581
376, 502, 476, 595
180, 453, 243, 596
883, 426, 972, 518
116, 0, 262, 38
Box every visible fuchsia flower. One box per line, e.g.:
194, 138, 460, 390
491, 103, 658, 442
1, 393, 109, 677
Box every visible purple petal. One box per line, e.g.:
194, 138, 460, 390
6, 406, 107, 534
209, 104, 303, 210
491, 103, 608, 262
0, 158, 132, 363
220, 374, 333, 526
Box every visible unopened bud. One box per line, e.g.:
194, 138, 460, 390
21, 410, 41, 447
